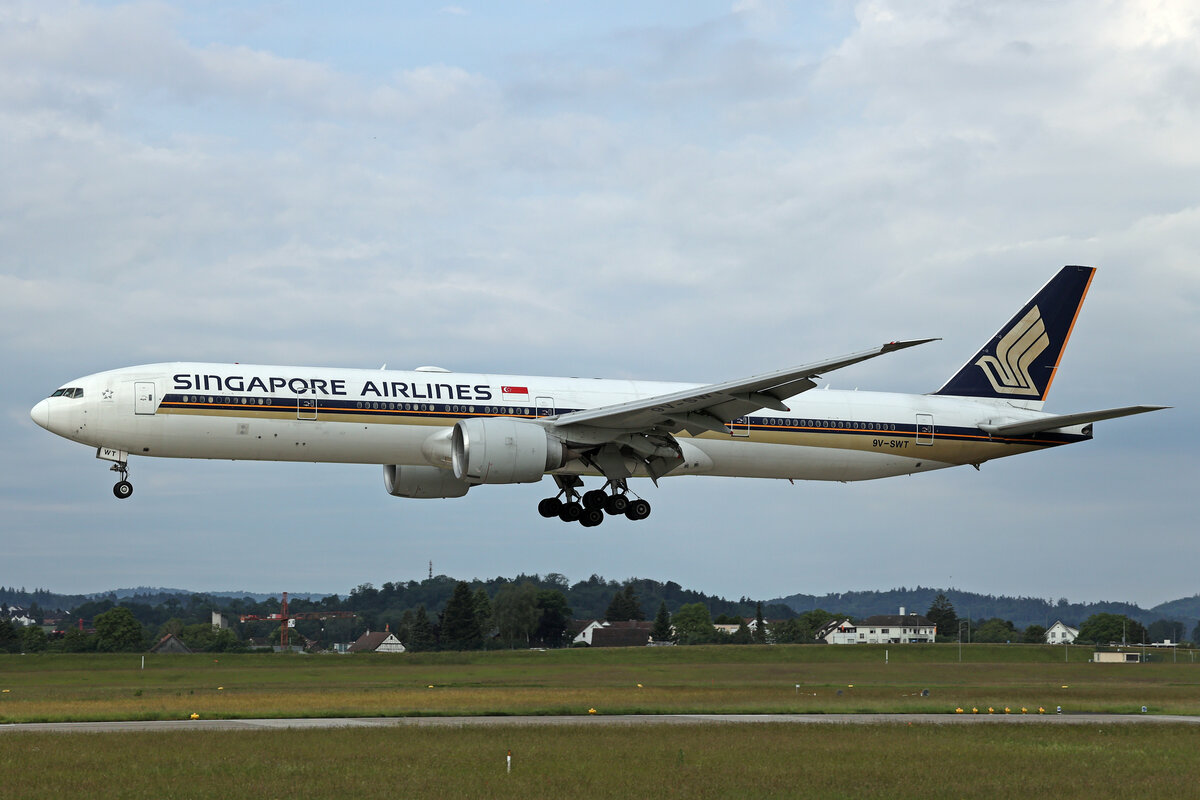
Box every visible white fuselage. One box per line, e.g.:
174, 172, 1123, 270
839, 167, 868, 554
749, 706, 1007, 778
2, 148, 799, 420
30, 362, 1087, 484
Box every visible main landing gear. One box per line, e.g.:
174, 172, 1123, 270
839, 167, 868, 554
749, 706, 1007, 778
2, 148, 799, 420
537, 477, 650, 526
110, 462, 133, 499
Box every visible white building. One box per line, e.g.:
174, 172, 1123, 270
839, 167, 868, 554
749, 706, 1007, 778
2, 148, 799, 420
1045, 621, 1079, 644
819, 608, 936, 644
348, 631, 406, 653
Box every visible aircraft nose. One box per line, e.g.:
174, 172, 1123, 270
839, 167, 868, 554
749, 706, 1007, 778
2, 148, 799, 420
31, 399, 49, 430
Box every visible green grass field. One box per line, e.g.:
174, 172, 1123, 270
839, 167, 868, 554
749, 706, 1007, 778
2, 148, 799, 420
3, 646, 1198, 799
1, 643, 1196, 723
3, 723, 1199, 799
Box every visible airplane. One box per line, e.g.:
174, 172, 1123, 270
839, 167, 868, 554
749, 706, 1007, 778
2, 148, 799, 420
30, 266, 1165, 526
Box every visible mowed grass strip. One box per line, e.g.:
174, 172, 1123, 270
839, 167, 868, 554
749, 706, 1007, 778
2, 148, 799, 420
2, 645, 1197, 722
2, 723, 1198, 800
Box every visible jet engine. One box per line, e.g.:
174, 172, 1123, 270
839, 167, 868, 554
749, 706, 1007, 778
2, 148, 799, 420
451, 418, 565, 485
383, 464, 471, 498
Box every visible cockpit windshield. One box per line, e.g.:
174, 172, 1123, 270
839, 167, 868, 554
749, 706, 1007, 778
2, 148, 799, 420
50, 387, 84, 399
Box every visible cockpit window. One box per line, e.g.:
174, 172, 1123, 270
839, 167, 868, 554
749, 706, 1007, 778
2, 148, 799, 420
50, 389, 65, 397
50, 387, 83, 399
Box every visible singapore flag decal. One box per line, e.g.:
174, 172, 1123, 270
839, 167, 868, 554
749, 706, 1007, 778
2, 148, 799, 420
501, 385, 529, 395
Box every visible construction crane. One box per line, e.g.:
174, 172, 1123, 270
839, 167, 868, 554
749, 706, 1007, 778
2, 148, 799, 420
238, 592, 354, 650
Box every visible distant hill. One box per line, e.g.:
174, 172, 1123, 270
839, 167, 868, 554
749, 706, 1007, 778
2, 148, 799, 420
771, 587, 1196, 632
1149, 595, 1200, 621
103, 587, 332, 603
0, 586, 330, 612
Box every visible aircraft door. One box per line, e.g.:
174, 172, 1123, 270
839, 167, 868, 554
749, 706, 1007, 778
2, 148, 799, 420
535, 396, 555, 417
730, 417, 749, 437
297, 397, 317, 420
134, 382, 157, 415
915, 413, 934, 445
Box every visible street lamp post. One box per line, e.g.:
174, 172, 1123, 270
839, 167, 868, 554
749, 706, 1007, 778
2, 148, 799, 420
958, 620, 970, 662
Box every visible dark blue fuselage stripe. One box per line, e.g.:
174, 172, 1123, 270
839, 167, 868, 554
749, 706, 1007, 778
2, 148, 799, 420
157, 394, 1082, 447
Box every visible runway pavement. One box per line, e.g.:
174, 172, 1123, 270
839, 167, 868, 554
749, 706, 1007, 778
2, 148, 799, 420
3, 712, 1199, 734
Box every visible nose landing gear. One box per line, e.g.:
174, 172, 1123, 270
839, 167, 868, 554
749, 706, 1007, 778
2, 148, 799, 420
110, 462, 133, 499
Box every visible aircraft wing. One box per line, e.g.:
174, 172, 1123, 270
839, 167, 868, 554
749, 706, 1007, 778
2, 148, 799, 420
978, 405, 1169, 437
551, 339, 937, 437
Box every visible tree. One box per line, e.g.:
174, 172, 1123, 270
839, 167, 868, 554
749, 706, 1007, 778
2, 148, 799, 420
926, 593, 958, 641
0, 618, 18, 653
58, 626, 94, 653
753, 601, 767, 644
651, 602, 672, 642
768, 618, 804, 644
94, 606, 144, 652
406, 605, 436, 652
1147, 619, 1186, 644
672, 603, 716, 645
19, 624, 48, 653
493, 583, 539, 648
473, 588, 494, 638
729, 621, 753, 644
441, 582, 481, 650
533, 589, 572, 647
1022, 624, 1047, 644
179, 622, 219, 651
972, 618, 1017, 643
1079, 613, 1145, 645
605, 584, 643, 622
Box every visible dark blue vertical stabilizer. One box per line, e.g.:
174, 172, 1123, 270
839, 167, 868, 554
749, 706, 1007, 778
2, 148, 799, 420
933, 266, 1095, 403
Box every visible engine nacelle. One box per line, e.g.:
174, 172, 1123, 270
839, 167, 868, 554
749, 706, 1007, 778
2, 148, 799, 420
451, 418, 565, 485
383, 464, 471, 499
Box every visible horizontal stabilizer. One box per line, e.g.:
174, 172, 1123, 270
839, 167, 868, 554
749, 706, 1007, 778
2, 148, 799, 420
979, 405, 1169, 437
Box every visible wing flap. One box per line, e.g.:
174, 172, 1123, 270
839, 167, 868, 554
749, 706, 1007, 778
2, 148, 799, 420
979, 405, 1168, 437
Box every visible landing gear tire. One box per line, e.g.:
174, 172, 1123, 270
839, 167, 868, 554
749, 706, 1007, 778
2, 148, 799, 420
624, 498, 651, 521
582, 489, 607, 510
538, 497, 563, 518
558, 501, 583, 523
579, 507, 605, 527
604, 494, 629, 516
113, 480, 133, 500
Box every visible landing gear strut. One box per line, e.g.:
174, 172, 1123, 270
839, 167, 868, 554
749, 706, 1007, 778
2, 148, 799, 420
537, 477, 650, 525
110, 462, 133, 500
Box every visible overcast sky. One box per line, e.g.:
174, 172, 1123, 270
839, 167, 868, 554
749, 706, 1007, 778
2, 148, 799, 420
2, 1, 1195, 609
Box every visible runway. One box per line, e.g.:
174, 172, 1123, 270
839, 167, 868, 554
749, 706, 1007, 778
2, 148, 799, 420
3, 713, 1198, 734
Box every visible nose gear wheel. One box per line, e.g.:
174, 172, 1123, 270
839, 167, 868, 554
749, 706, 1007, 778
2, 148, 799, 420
109, 462, 133, 500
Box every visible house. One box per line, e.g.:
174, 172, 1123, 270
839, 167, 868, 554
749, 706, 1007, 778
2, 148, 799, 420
572, 620, 654, 647
1045, 621, 1079, 644
4, 606, 37, 627
817, 619, 858, 644
820, 608, 936, 644
571, 620, 605, 646
591, 622, 654, 647
348, 630, 406, 653
148, 634, 193, 654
